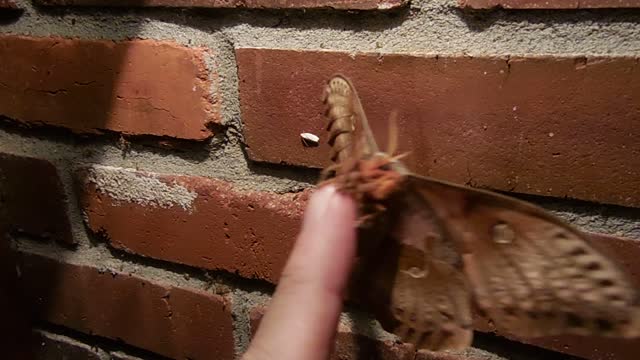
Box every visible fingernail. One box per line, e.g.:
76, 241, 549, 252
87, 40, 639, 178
304, 185, 338, 223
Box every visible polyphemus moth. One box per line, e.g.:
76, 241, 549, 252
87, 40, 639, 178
318, 75, 640, 351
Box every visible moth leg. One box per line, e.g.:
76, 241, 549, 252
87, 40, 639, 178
319, 163, 346, 182
386, 110, 399, 156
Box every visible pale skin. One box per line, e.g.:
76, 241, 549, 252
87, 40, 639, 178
242, 185, 357, 360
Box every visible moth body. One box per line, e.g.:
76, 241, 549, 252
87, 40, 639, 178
319, 74, 640, 352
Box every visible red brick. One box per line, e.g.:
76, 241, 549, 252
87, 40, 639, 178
0, 36, 218, 140
0, 153, 73, 244
415, 348, 506, 360
249, 305, 415, 359
17, 252, 235, 360
169, 287, 237, 360
458, 0, 640, 8
77, 165, 307, 283
32, 330, 104, 360
0, 240, 35, 360
0, 0, 19, 9
236, 49, 640, 208
34, 0, 407, 10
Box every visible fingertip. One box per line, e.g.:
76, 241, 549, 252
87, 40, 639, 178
245, 185, 358, 360
302, 185, 357, 233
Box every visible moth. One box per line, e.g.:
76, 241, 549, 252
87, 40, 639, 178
319, 75, 640, 351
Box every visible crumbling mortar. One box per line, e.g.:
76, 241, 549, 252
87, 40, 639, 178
11, 235, 277, 297
229, 289, 270, 356
2, 0, 639, 57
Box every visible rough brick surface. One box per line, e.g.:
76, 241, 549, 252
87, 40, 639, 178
249, 306, 416, 359
459, 0, 640, 9
34, 0, 407, 10
77, 165, 308, 283
0, 36, 218, 140
236, 49, 640, 208
17, 252, 235, 360
0, 0, 19, 9
0, 153, 73, 244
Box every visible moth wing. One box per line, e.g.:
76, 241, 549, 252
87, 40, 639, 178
360, 190, 474, 350
407, 174, 640, 338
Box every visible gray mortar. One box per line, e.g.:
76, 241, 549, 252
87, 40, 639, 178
85, 165, 198, 211
3, 0, 640, 56
0, 130, 315, 193
548, 202, 640, 240
34, 329, 111, 360
450, 348, 509, 360
11, 236, 222, 292
230, 290, 271, 355
339, 310, 400, 341
2, 127, 636, 240
109, 351, 146, 360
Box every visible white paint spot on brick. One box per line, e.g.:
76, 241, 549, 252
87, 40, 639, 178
85, 165, 197, 211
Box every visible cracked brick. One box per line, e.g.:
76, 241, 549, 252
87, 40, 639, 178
0, 35, 219, 140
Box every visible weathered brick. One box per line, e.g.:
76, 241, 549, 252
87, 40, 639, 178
32, 330, 104, 360
0, 152, 73, 244
458, 0, 640, 9
0, 36, 218, 140
76, 165, 307, 283
249, 305, 416, 359
236, 49, 640, 208
17, 252, 235, 360
0, 0, 19, 9
415, 348, 509, 360
34, 0, 408, 10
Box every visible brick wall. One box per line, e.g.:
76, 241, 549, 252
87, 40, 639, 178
0, 0, 638, 359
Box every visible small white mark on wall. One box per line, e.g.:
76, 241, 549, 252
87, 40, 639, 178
300, 132, 320, 147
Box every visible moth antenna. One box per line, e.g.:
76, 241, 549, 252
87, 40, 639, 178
387, 110, 399, 156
